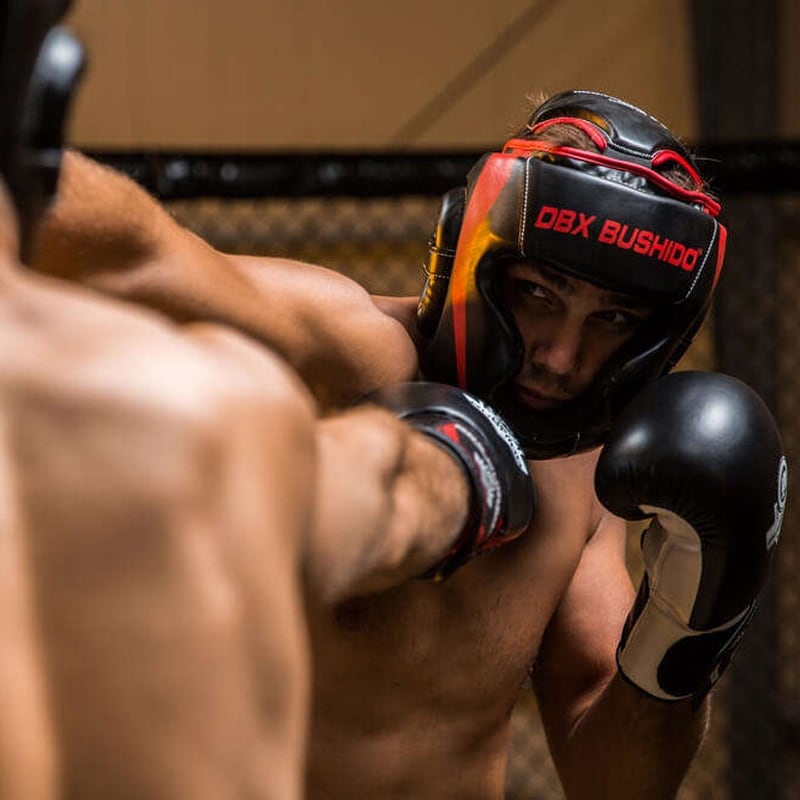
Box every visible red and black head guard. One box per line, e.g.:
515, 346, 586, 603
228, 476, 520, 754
417, 90, 727, 459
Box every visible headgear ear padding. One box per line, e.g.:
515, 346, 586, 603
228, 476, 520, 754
417, 90, 727, 459
418, 187, 465, 337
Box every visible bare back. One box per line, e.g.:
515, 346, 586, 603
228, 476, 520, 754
0, 270, 314, 799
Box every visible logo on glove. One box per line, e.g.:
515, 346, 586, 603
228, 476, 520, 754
463, 394, 529, 472
766, 455, 788, 550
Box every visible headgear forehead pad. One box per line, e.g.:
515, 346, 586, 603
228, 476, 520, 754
417, 90, 727, 459
0, 0, 84, 259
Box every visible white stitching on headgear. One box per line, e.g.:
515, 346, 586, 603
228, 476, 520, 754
684, 221, 718, 296
520, 158, 531, 254
603, 140, 650, 160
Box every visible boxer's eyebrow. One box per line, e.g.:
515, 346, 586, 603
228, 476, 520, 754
532, 263, 651, 314
600, 289, 652, 314
533, 263, 575, 294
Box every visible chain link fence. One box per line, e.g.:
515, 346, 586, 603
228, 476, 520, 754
117, 153, 796, 799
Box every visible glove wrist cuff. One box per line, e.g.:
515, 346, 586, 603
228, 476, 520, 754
618, 589, 755, 702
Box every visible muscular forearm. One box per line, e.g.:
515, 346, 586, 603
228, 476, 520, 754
533, 510, 708, 800
550, 674, 708, 800
307, 407, 469, 602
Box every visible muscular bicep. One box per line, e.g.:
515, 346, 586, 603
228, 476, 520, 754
532, 509, 635, 743
35, 153, 419, 406
106, 248, 418, 407
224, 256, 420, 406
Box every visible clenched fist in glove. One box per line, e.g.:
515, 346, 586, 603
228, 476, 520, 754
595, 371, 787, 702
369, 381, 536, 581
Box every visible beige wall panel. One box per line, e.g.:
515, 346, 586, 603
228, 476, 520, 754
66, 0, 697, 150
413, 0, 698, 147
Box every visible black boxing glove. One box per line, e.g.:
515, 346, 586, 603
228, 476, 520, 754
368, 382, 536, 581
595, 371, 787, 702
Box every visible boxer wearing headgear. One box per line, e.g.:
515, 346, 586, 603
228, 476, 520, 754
417, 88, 784, 715
418, 90, 727, 459
27, 79, 785, 798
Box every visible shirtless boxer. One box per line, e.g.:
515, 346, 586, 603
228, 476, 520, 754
31, 86, 786, 798
2, 2, 539, 798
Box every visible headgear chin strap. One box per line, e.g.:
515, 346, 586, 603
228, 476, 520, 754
417, 90, 727, 460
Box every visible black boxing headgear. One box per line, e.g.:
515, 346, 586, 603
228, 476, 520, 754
417, 90, 727, 459
0, 0, 84, 260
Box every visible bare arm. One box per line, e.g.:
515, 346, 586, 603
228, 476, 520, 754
308, 377, 537, 602
308, 406, 470, 603
189, 324, 468, 604
532, 511, 707, 800
32, 151, 419, 407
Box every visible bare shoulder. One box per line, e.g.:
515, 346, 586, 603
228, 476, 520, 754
530, 446, 601, 486
528, 447, 606, 535
1, 275, 313, 480
371, 294, 423, 342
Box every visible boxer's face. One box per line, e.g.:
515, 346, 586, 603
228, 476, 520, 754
501, 260, 652, 412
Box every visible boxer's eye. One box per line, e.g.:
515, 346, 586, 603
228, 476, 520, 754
593, 308, 647, 335
517, 280, 554, 304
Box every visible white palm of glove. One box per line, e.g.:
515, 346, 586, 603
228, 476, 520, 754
618, 506, 750, 701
